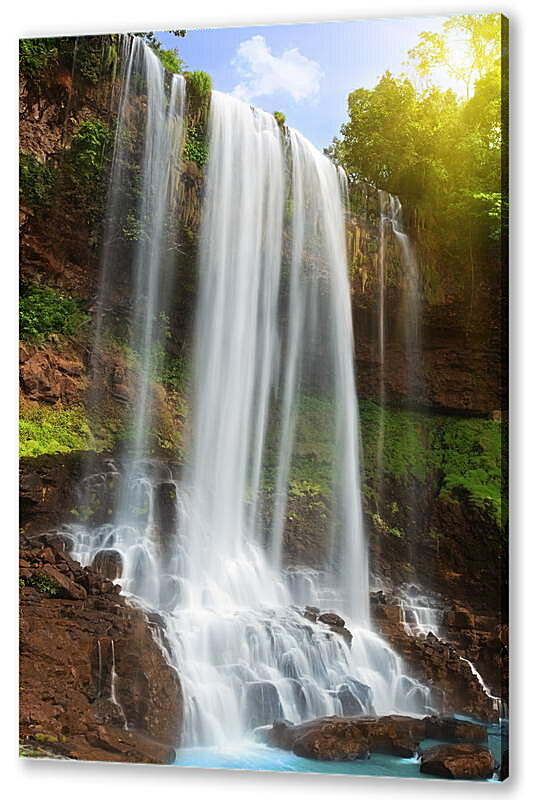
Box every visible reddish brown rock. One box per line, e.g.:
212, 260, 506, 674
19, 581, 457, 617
370, 591, 503, 722
19, 348, 86, 405
19, 538, 183, 764
91, 549, 123, 580
420, 743, 495, 779
39, 563, 87, 599
447, 608, 476, 630
263, 715, 426, 761
293, 726, 369, 761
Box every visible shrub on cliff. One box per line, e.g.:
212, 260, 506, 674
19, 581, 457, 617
19, 38, 59, 80
19, 153, 56, 207
68, 119, 109, 186
185, 70, 212, 97
20, 285, 88, 341
183, 125, 209, 167
157, 49, 185, 74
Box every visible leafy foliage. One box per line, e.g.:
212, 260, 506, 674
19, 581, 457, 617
21, 572, 61, 596
263, 394, 504, 526
68, 119, 109, 185
20, 285, 88, 341
19, 153, 56, 206
406, 14, 503, 99
19, 403, 92, 457
75, 37, 105, 85
328, 13, 507, 283
19, 37, 58, 79
156, 48, 185, 74
185, 70, 212, 97
121, 212, 145, 242
183, 125, 209, 167
273, 111, 286, 127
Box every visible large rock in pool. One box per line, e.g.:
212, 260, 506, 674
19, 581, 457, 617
420, 744, 495, 779
354, 715, 426, 757
266, 718, 369, 761
425, 716, 487, 743
263, 715, 426, 760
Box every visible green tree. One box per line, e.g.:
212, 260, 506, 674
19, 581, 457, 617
406, 14, 503, 98
329, 13, 506, 296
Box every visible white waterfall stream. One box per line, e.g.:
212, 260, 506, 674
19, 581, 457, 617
63, 44, 437, 752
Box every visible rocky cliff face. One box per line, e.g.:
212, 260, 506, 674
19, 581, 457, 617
20, 535, 183, 762
347, 183, 505, 415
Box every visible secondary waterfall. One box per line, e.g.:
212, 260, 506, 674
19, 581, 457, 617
63, 44, 436, 751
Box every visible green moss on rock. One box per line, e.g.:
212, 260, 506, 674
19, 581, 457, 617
359, 400, 506, 527
19, 403, 92, 457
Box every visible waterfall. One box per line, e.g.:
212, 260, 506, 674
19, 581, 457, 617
387, 194, 422, 407
63, 55, 436, 751
371, 191, 424, 578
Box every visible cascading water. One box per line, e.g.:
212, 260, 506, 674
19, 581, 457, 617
71, 36, 186, 610
371, 191, 425, 578
63, 52, 436, 754
387, 195, 423, 408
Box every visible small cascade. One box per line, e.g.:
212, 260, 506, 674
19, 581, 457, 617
374, 189, 389, 513
459, 657, 504, 718
398, 589, 443, 638
109, 639, 129, 729
386, 194, 422, 397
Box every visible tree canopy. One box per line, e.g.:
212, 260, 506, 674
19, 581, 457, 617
328, 14, 507, 271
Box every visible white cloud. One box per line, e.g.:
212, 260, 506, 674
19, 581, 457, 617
231, 35, 323, 104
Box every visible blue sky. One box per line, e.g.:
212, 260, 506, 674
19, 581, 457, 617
157, 16, 461, 151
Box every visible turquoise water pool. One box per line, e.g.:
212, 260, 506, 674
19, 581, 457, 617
174, 720, 506, 781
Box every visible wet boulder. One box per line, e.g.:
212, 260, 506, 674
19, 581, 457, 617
92, 549, 123, 581
265, 717, 369, 761
420, 744, 495, 779
318, 612, 346, 628
317, 611, 353, 647
337, 678, 375, 716
158, 574, 180, 611
154, 482, 180, 558
354, 715, 426, 758
293, 724, 369, 761
303, 605, 320, 622
263, 715, 425, 760
284, 678, 308, 717
245, 681, 283, 729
